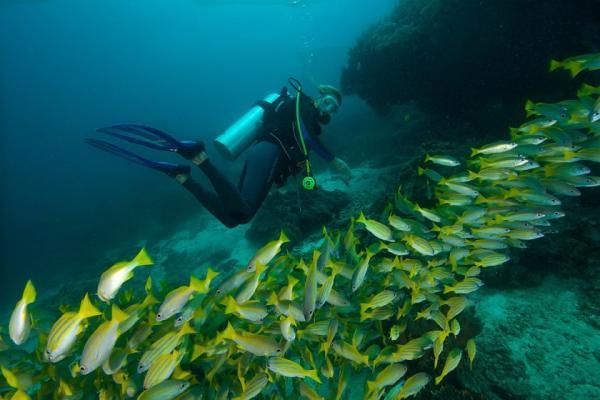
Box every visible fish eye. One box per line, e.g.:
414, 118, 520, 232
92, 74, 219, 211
156, 313, 162, 320
80, 365, 87, 372
276, 348, 281, 352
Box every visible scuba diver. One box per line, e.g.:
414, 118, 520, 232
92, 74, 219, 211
86, 78, 352, 228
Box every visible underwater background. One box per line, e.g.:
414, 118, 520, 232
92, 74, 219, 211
0, 0, 396, 305
1, 0, 600, 399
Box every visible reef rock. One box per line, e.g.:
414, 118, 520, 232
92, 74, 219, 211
246, 186, 351, 243
341, 0, 600, 134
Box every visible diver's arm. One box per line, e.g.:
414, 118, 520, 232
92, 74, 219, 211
309, 134, 336, 162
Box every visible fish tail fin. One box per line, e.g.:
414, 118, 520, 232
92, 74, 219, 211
279, 230, 290, 244
467, 170, 478, 180
224, 296, 238, 315
525, 99, 535, 117
78, 293, 101, 319
111, 304, 129, 324
1, 366, 19, 389
141, 293, 159, 308
425, 153, 431, 162
360, 304, 368, 316
132, 247, 153, 267
22, 280, 36, 305
509, 127, 520, 139
189, 275, 203, 292
191, 343, 206, 361
267, 291, 279, 306
179, 321, 196, 336
549, 59, 561, 72
569, 61, 583, 77
417, 166, 425, 176
205, 267, 220, 283
564, 150, 578, 161
443, 285, 452, 294
435, 375, 443, 385
222, 322, 236, 342
356, 212, 367, 224
144, 276, 153, 295
366, 381, 377, 394
288, 275, 299, 287
308, 369, 321, 384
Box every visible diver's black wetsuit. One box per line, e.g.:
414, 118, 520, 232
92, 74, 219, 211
181, 90, 335, 228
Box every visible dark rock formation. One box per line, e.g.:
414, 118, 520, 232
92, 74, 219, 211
341, 0, 600, 136
245, 188, 352, 243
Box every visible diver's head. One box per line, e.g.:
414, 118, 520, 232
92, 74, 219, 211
316, 85, 342, 124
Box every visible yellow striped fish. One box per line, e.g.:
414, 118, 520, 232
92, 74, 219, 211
137, 323, 195, 373
80, 305, 129, 374
45, 293, 101, 363
267, 357, 321, 383
143, 350, 184, 390
137, 380, 190, 400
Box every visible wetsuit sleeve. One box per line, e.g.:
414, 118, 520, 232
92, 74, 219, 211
305, 133, 335, 162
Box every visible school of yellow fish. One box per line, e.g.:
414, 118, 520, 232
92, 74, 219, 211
1, 53, 599, 400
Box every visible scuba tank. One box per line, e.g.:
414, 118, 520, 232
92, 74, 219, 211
213, 93, 281, 160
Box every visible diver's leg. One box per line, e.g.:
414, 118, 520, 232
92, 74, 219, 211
236, 141, 281, 222
191, 152, 252, 217
176, 174, 240, 228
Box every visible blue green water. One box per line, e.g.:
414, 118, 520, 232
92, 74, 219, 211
0, 0, 396, 306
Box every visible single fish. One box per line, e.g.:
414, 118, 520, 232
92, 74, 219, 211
360, 290, 397, 315
435, 348, 463, 384
137, 323, 195, 373
9, 280, 36, 345
80, 305, 129, 375
219, 322, 281, 356
97, 247, 153, 302
303, 251, 320, 321
232, 373, 268, 400
156, 275, 206, 321
367, 364, 407, 395
143, 350, 184, 390
466, 339, 477, 369
356, 212, 395, 242
471, 141, 518, 156
444, 277, 484, 294
46, 293, 102, 363
425, 154, 460, 167
550, 53, 600, 77
331, 340, 369, 366
267, 357, 321, 383
215, 269, 253, 296
137, 380, 190, 400
316, 261, 343, 308
247, 231, 290, 272
351, 250, 376, 292
224, 297, 268, 322
236, 262, 267, 304
396, 372, 430, 399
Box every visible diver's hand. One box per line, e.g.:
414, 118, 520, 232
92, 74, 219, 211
330, 157, 352, 178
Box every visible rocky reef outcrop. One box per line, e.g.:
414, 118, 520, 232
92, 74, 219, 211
341, 0, 600, 135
